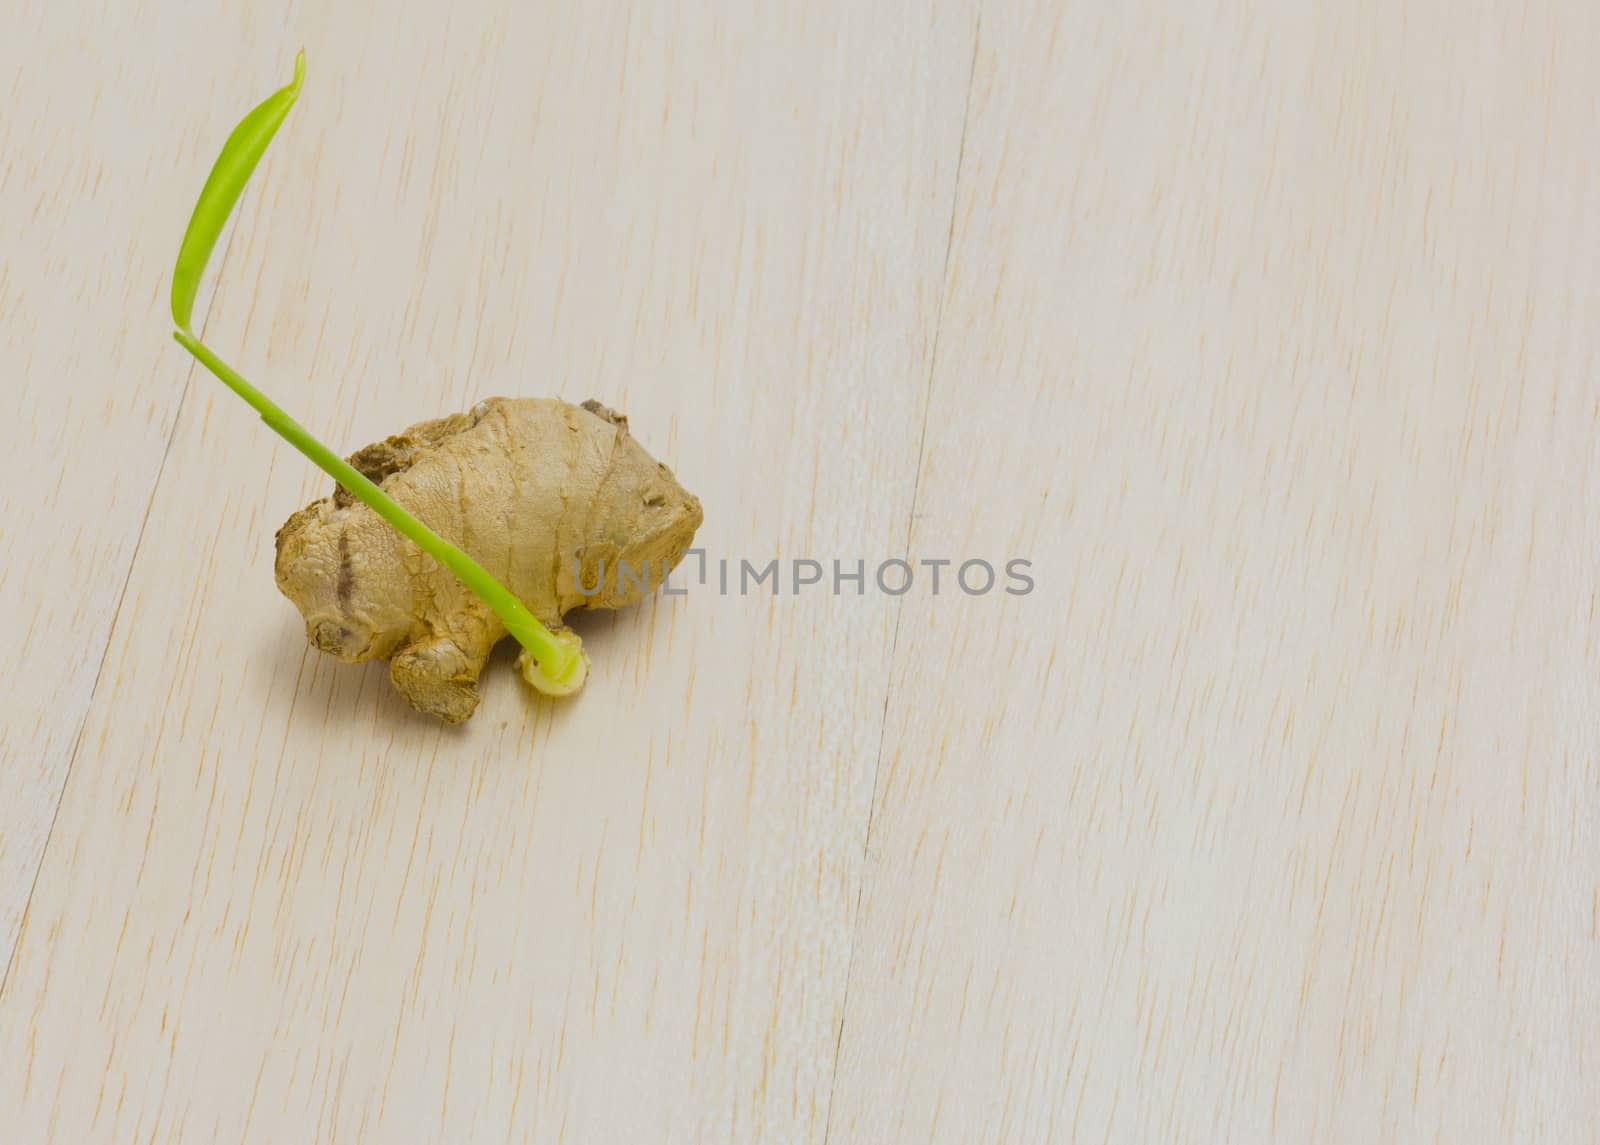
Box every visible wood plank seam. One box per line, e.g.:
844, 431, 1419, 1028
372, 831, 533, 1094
818, 14, 983, 1144
0, 31, 297, 998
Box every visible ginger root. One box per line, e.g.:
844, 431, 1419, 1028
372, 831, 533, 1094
274, 397, 702, 722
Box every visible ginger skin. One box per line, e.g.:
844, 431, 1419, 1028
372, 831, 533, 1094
274, 397, 702, 722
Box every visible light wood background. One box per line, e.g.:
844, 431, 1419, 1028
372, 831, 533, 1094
3, 0, 1598, 1141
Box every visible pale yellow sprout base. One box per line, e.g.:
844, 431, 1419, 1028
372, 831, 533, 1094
517, 630, 590, 698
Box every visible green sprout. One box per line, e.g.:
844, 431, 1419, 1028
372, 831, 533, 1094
171, 51, 586, 696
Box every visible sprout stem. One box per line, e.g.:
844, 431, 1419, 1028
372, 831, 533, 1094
173, 330, 577, 680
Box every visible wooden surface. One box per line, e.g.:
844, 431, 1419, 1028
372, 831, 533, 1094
2, 0, 1597, 1141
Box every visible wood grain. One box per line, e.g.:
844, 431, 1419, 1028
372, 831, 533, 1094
0, 0, 974, 1140
0, 2, 293, 976
828, 1, 1600, 1142
6, 0, 1600, 1141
